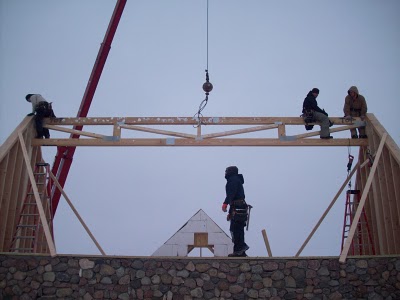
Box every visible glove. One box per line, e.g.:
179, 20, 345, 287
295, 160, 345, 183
322, 109, 328, 116
360, 115, 365, 121
329, 120, 334, 127
222, 203, 228, 212
27, 113, 34, 116
345, 115, 352, 121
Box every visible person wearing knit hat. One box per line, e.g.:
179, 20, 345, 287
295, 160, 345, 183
343, 86, 368, 138
221, 166, 250, 257
302, 88, 333, 139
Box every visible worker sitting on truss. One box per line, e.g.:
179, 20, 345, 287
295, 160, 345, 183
302, 88, 333, 139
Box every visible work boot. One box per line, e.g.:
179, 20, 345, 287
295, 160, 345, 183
351, 134, 358, 139
359, 134, 368, 139
320, 136, 333, 139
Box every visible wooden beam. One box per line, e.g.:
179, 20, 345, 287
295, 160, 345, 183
43, 124, 106, 139
294, 125, 360, 139
119, 124, 196, 139
47, 116, 362, 126
32, 138, 369, 147
261, 229, 273, 257
49, 171, 106, 255
339, 133, 387, 263
18, 133, 57, 257
201, 124, 278, 139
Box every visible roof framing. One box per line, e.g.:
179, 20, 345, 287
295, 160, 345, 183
33, 116, 369, 147
0, 113, 399, 261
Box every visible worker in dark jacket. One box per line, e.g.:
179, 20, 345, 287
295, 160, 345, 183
222, 166, 249, 257
302, 88, 333, 139
343, 86, 368, 139
26, 94, 56, 138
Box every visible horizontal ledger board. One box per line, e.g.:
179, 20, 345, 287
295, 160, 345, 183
32, 138, 369, 147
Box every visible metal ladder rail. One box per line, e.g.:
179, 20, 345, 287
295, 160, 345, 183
9, 163, 52, 253
341, 189, 375, 255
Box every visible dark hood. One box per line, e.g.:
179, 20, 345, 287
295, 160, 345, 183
225, 173, 244, 184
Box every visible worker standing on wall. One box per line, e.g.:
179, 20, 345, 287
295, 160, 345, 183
343, 86, 368, 139
222, 166, 250, 257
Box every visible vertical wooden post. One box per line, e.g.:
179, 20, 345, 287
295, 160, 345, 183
18, 133, 57, 257
278, 124, 286, 137
339, 133, 387, 263
197, 125, 201, 138
113, 122, 121, 138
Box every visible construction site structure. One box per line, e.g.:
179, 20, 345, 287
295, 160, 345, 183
0, 113, 399, 262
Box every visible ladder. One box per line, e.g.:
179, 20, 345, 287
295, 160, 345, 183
9, 162, 54, 253
341, 189, 375, 255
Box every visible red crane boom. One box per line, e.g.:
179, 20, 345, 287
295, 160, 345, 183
50, 0, 127, 217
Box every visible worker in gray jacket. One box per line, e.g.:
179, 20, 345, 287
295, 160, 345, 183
343, 86, 368, 138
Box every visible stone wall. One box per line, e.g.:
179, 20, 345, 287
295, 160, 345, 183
0, 253, 399, 299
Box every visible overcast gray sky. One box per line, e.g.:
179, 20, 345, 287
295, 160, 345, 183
1, 0, 399, 257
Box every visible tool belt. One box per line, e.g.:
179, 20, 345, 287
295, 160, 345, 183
35, 101, 56, 118
231, 199, 248, 222
349, 108, 361, 117
302, 109, 315, 130
233, 199, 246, 205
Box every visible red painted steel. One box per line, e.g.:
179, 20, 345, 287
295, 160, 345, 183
50, 0, 127, 217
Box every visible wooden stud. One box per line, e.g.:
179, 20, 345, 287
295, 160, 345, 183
113, 123, 121, 138
197, 125, 201, 138
370, 129, 388, 253
339, 133, 387, 263
261, 229, 273, 257
278, 124, 286, 137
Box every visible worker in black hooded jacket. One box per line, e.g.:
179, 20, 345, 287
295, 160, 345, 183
302, 88, 333, 139
222, 166, 249, 257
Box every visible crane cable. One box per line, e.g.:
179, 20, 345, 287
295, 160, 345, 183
194, 0, 213, 128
